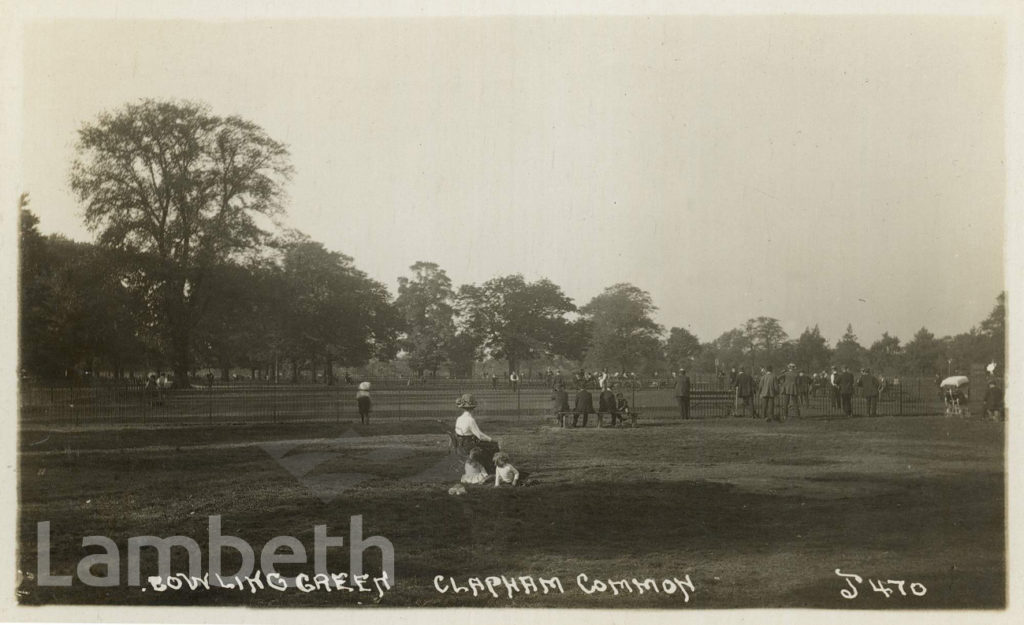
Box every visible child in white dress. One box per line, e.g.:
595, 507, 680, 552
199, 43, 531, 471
461, 447, 490, 485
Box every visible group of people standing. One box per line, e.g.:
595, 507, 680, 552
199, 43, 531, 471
728, 364, 884, 420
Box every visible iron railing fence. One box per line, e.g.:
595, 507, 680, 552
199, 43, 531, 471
19, 376, 971, 427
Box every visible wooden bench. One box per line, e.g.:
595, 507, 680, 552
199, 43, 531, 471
555, 411, 641, 428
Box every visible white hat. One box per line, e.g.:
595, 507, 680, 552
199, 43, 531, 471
358, 381, 371, 391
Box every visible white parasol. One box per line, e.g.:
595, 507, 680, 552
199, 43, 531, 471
940, 375, 970, 388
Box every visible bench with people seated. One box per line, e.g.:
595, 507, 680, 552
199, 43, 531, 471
555, 410, 641, 428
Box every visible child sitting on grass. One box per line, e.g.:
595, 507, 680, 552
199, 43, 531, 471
493, 452, 531, 487
461, 447, 490, 485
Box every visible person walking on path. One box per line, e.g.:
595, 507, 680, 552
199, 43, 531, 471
758, 365, 780, 422
674, 368, 691, 419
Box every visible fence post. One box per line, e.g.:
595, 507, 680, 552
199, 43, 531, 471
897, 384, 903, 416
516, 388, 521, 420
208, 383, 213, 423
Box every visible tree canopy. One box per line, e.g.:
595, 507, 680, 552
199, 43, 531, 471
665, 326, 702, 371
458, 275, 577, 374
395, 262, 457, 377
69, 99, 292, 383
580, 283, 665, 373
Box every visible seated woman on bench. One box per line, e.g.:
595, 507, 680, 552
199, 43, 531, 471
454, 393, 500, 472
616, 392, 638, 427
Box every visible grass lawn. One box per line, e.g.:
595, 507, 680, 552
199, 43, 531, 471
17, 413, 1004, 609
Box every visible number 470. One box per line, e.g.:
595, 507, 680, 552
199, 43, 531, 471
835, 569, 927, 599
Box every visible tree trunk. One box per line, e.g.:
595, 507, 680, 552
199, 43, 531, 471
221, 366, 230, 382
326, 357, 334, 385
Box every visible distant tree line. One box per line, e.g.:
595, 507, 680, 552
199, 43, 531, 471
16, 99, 1007, 384
687, 302, 1004, 378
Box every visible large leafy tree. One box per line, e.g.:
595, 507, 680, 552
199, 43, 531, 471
20, 202, 150, 378
458, 275, 577, 374
832, 323, 866, 368
19, 204, 51, 375
580, 283, 665, 373
446, 332, 482, 379
665, 326, 702, 371
903, 327, 945, 374
793, 325, 832, 371
943, 329, 984, 376
69, 99, 293, 385
395, 262, 457, 377
867, 332, 902, 374
279, 239, 399, 383
699, 328, 753, 371
192, 260, 272, 380
744, 317, 788, 367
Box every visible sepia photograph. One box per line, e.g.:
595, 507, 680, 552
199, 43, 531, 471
1, 0, 1021, 621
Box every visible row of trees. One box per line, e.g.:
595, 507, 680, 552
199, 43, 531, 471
690, 304, 1005, 377
17, 99, 1007, 384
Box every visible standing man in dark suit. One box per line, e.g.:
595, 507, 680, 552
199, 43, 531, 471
734, 366, 758, 418
674, 368, 691, 419
552, 382, 571, 427
838, 365, 856, 416
598, 385, 618, 427
757, 365, 780, 422
778, 363, 801, 421
796, 370, 811, 407
857, 368, 881, 417
573, 385, 595, 427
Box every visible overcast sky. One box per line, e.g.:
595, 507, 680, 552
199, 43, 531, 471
20, 16, 1006, 346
